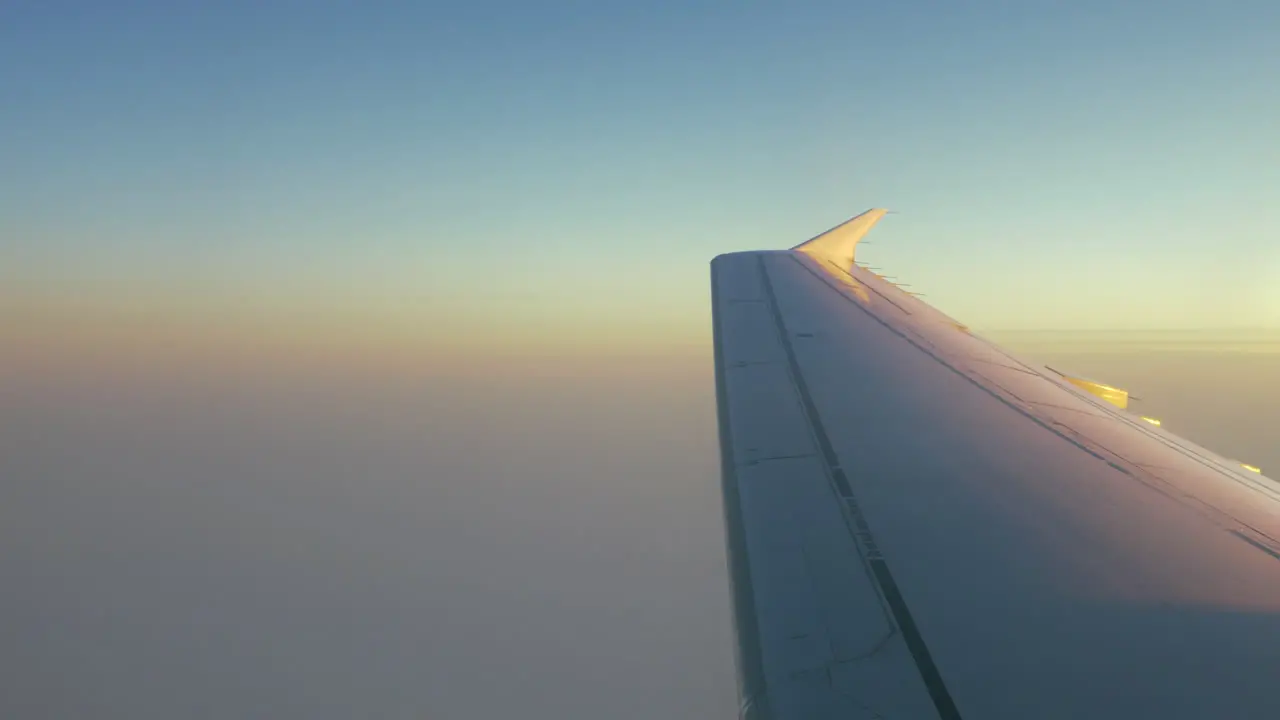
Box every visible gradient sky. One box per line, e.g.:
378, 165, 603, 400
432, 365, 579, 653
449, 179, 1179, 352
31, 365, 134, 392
6, 4, 1280, 718
4, 0, 1280, 344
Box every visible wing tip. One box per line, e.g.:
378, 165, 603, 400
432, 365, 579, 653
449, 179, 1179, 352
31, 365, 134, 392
792, 208, 890, 266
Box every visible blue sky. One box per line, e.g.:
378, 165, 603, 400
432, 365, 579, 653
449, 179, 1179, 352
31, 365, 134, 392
5, 0, 1279, 338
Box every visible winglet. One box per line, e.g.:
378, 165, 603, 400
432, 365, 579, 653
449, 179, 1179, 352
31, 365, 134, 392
792, 208, 889, 269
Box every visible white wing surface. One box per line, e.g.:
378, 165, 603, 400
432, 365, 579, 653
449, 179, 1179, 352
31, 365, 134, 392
711, 210, 1280, 720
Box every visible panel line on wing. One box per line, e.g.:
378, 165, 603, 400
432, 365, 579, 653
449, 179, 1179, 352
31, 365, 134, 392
1231, 530, 1280, 563
824, 259, 914, 314
758, 255, 964, 720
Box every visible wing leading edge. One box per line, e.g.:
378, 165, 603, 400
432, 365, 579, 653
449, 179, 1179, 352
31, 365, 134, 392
711, 212, 1280, 720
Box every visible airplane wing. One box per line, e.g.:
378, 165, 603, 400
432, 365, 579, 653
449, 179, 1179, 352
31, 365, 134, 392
711, 210, 1280, 720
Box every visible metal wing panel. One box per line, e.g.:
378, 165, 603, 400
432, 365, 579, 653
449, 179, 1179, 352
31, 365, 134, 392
749, 251, 1280, 719
712, 252, 941, 720
715, 238, 1280, 719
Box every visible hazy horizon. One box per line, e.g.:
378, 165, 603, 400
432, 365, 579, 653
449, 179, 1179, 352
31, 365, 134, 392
6, 325, 1278, 718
